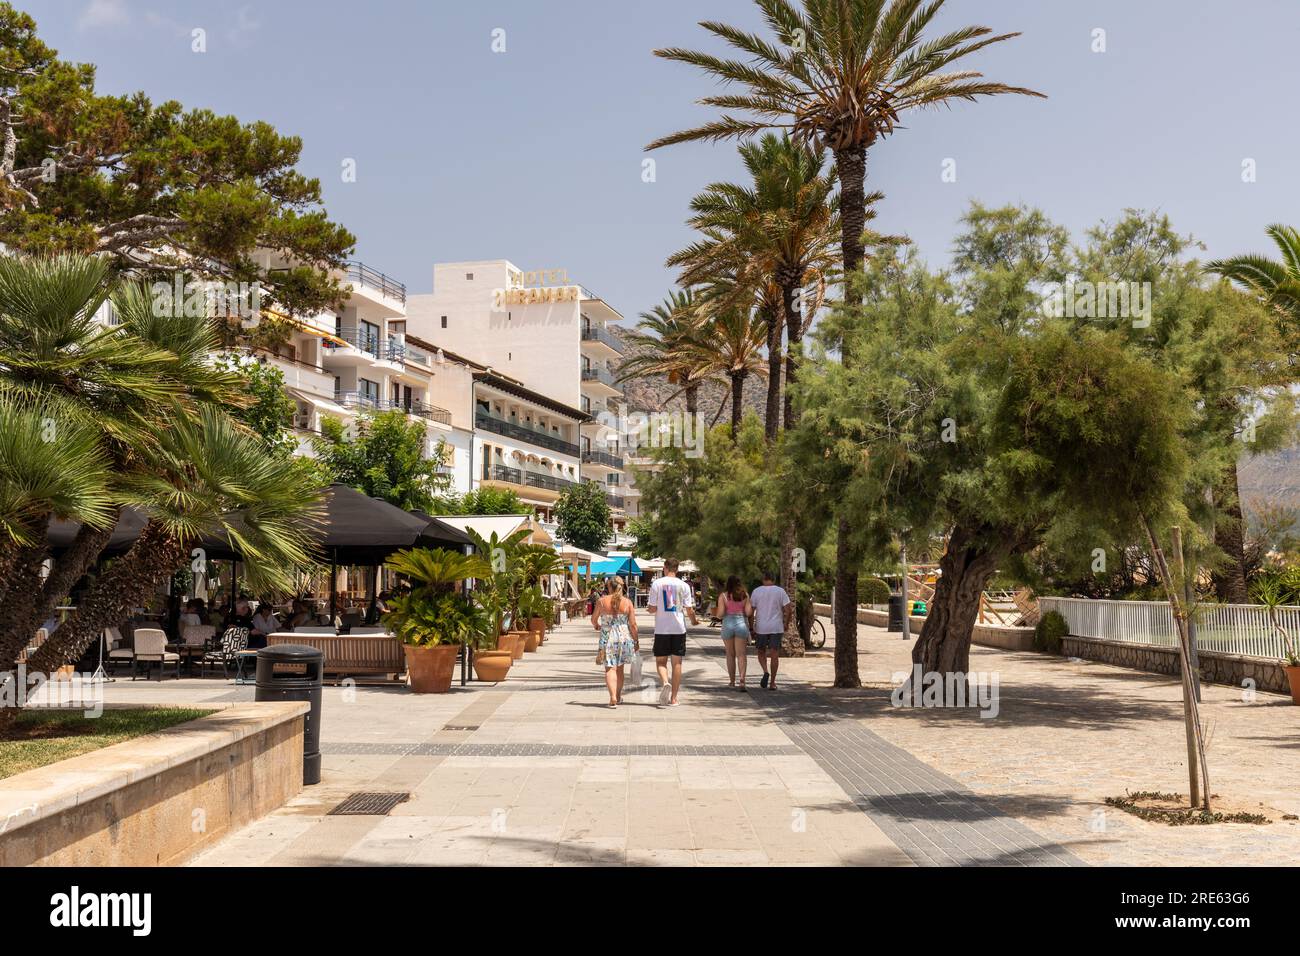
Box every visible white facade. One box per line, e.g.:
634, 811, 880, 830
406, 259, 632, 530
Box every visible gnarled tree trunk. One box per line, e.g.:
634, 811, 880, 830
1210, 462, 1249, 602
909, 523, 1036, 703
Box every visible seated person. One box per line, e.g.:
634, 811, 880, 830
178, 597, 206, 628
287, 599, 314, 630
249, 598, 280, 650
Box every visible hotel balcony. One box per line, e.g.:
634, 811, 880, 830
581, 363, 623, 398
335, 391, 452, 426
482, 463, 578, 500
321, 329, 400, 369
606, 492, 626, 510
582, 449, 625, 472
475, 412, 580, 457
343, 259, 406, 314
581, 323, 624, 358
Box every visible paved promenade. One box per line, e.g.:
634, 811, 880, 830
88, 612, 1297, 866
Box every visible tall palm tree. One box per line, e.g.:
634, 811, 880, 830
669, 134, 845, 440
1208, 225, 1300, 357
617, 289, 719, 415
649, 0, 1042, 687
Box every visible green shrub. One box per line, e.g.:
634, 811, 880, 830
857, 577, 891, 606
1034, 610, 1068, 654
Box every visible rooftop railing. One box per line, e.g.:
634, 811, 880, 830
346, 261, 406, 305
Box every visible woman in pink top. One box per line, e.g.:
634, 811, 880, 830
713, 576, 752, 691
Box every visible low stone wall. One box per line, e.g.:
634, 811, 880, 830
0, 700, 307, 867
1061, 634, 1289, 694
811, 603, 1035, 651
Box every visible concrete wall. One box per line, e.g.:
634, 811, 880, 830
0, 701, 307, 867
1061, 634, 1290, 695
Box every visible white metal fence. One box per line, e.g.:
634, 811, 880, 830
1038, 596, 1300, 661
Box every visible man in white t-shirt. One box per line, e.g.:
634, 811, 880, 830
648, 558, 697, 706
749, 570, 792, 690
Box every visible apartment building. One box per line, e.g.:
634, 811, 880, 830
405, 260, 631, 533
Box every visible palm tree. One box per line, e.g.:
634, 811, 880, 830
679, 302, 768, 437
669, 134, 844, 440
649, 0, 1042, 687
1208, 225, 1300, 357
617, 289, 719, 415
0, 255, 323, 699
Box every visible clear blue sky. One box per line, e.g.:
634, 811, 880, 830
22, 0, 1300, 324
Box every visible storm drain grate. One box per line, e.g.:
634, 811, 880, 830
328, 791, 411, 816
442, 724, 480, 732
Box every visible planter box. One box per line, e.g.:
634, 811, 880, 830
0, 701, 307, 867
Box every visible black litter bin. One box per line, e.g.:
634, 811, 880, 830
887, 594, 905, 632
255, 644, 324, 785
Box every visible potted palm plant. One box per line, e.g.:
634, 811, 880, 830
466, 527, 531, 659
1254, 575, 1300, 705
516, 545, 566, 648
384, 549, 492, 693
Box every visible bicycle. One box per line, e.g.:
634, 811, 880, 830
807, 616, 827, 649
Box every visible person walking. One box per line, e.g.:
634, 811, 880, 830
714, 576, 752, 691
592, 576, 638, 708
648, 558, 697, 706
750, 570, 791, 691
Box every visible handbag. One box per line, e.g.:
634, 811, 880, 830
630, 651, 643, 685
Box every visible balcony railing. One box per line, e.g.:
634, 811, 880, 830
482, 464, 577, 494
581, 364, 622, 391
581, 324, 624, 354
346, 260, 407, 305
582, 449, 625, 470
335, 391, 452, 425
475, 412, 580, 456
323, 329, 382, 358
606, 493, 626, 509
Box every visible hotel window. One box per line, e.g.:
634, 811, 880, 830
441, 316, 448, 328
390, 320, 406, 335
466, 272, 474, 281
359, 378, 380, 406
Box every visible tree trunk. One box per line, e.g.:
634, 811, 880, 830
1140, 515, 1212, 811
762, 308, 783, 444
910, 527, 1002, 696
830, 146, 869, 687
26, 523, 188, 677
1210, 462, 1249, 602
779, 522, 803, 657
729, 370, 744, 438
780, 277, 805, 431
685, 383, 699, 417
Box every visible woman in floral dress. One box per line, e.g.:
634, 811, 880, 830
591, 576, 639, 708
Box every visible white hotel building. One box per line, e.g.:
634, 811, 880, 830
406, 260, 633, 533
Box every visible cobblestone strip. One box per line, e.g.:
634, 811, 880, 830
688, 633, 1084, 867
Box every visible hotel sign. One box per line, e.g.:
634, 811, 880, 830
492, 268, 581, 308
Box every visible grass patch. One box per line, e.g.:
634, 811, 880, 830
0, 707, 212, 780
1105, 790, 1272, 826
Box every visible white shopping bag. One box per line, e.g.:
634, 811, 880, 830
630, 651, 643, 686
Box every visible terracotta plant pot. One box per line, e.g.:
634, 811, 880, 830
1285, 664, 1300, 706
404, 644, 459, 694
496, 633, 522, 657
506, 631, 530, 660
529, 616, 547, 646
473, 649, 512, 682
523, 627, 541, 652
